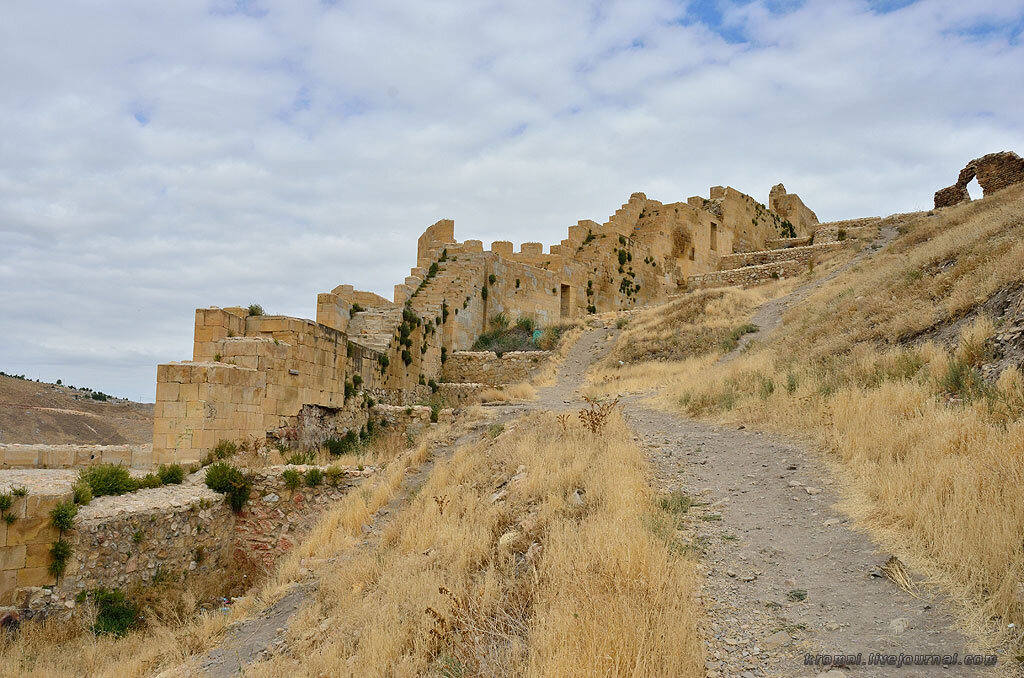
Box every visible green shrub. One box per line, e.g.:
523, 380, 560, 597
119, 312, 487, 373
305, 468, 324, 487
247, 303, 264, 316
286, 451, 316, 465
50, 500, 78, 532
0, 493, 11, 512
72, 479, 93, 505
11, 487, 26, 497
204, 462, 251, 512
785, 372, 799, 395
515, 316, 535, 332
352, 374, 363, 387
282, 469, 302, 490
138, 474, 162, 489
157, 463, 184, 485
430, 403, 440, 423
837, 228, 847, 241
658, 490, 692, 516
345, 380, 355, 399
212, 439, 238, 460
90, 589, 139, 637
325, 465, 345, 486
79, 464, 137, 497
350, 302, 365, 314
49, 538, 74, 578
428, 378, 439, 393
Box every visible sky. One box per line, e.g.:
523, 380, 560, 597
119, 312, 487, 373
1, 0, 1023, 402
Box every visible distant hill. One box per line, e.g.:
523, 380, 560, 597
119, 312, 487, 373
0, 374, 152, 445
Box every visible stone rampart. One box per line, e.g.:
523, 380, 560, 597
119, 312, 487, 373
1, 464, 372, 617
440, 350, 551, 385
688, 260, 804, 289
716, 242, 843, 271
0, 444, 153, 470
935, 151, 1024, 208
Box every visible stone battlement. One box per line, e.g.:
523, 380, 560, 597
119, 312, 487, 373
153, 182, 821, 464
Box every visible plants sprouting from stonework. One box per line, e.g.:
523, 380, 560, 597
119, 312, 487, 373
204, 462, 252, 512
247, 303, 264, 316
0, 491, 17, 525
49, 500, 78, 579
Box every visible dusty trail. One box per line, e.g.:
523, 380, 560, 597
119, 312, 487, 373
543, 322, 994, 676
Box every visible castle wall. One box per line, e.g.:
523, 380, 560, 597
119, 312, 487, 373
1, 465, 371, 617
441, 350, 552, 385
152, 182, 821, 463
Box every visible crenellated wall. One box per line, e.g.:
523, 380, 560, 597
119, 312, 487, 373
153, 182, 820, 464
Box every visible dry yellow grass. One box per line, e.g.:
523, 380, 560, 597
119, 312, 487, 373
478, 382, 538, 403
586, 184, 1024, 645
241, 411, 702, 677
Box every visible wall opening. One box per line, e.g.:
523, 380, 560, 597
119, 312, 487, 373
966, 177, 982, 200
688, 247, 695, 261
710, 223, 718, 251
560, 284, 571, 318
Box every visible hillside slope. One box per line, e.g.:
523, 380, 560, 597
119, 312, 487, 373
588, 181, 1024, 649
0, 375, 153, 445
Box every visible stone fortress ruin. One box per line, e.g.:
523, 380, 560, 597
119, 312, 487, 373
152, 182, 843, 466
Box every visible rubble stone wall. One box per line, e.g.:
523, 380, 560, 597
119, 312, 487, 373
441, 350, 552, 385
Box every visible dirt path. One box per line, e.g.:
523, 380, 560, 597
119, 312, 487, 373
539, 322, 997, 676
726, 227, 898, 360
629, 407, 994, 677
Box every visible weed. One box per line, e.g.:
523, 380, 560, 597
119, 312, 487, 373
50, 501, 78, 532
79, 464, 137, 497
282, 469, 303, 490
89, 588, 139, 637
247, 303, 264, 316
49, 538, 74, 578
212, 439, 238, 460
11, 486, 27, 497
658, 490, 692, 516
157, 463, 184, 485
305, 468, 324, 487
204, 462, 252, 511
787, 589, 807, 602
325, 465, 345, 486
578, 395, 620, 434
286, 451, 316, 465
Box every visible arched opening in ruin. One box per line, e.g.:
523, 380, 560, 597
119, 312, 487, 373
966, 177, 983, 200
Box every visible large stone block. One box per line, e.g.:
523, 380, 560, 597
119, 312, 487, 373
17, 566, 55, 588
0, 545, 26, 570
6, 518, 58, 546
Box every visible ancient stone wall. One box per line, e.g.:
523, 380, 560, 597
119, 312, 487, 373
769, 183, 819, 237
152, 181, 820, 463
440, 350, 551, 385
716, 242, 843, 270
687, 260, 805, 289
934, 151, 1024, 208
1, 464, 373, 617
0, 444, 153, 470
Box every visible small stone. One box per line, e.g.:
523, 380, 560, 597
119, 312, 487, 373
788, 480, 803, 487
889, 617, 911, 634
824, 621, 840, 631
822, 518, 840, 527
262, 493, 279, 504
805, 487, 822, 495
762, 630, 791, 650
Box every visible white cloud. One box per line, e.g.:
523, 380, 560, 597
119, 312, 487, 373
1, 0, 1022, 400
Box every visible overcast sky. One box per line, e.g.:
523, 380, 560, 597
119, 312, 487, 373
2, 0, 1022, 402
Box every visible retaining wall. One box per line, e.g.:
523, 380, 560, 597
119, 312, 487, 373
440, 350, 552, 385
